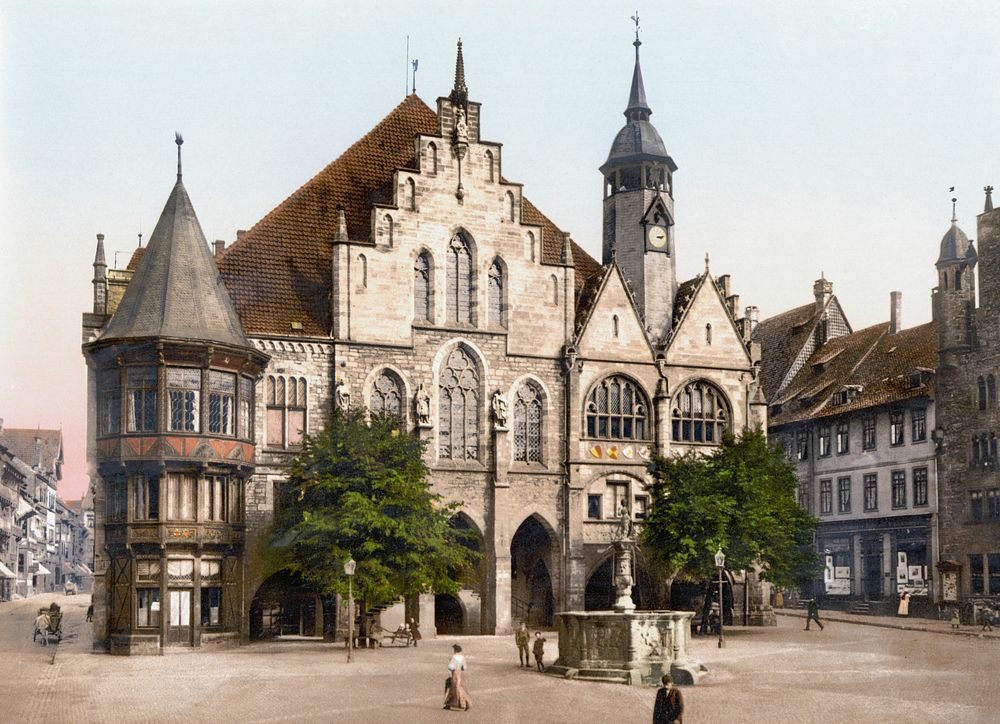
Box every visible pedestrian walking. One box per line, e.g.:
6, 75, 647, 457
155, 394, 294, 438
515, 622, 530, 667
897, 591, 910, 617
652, 673, 684, 724
950, 607, 961, 629
980, 607, 994, 632
86, 602, 94, 622
804, 598, 824, 631
532, 631, 546, 672
443, 644, 471, 711
409, 618, 421, 647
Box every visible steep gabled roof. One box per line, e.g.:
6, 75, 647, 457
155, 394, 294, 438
100, 178, 250, 349
770, 321, 938, 426
0, 428, 63, 479
217, 94, 598, 337
754, 302, 821, 402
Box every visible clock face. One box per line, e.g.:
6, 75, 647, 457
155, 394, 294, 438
647, 226, 667, 249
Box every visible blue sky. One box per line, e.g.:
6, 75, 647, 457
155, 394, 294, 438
2, 1, 998, 498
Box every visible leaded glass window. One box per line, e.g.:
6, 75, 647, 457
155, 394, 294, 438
414, 252, 432, 323
513, 381, 542, 462
99, 370, 121, 436
208, 371, 235, 436
671, 381, 729, 444
585, 376, 649, 441
370, 370, 403, 419
126, 366, 157, 433
167, 368, 200, 432
488, 259, 506, 328
447, 234, 473, 324
439, 347, 480, 460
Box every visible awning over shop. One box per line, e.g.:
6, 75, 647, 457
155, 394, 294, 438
73, 563, 92, 576
35, 564, 51, 576
61, 562, 74, 575
0, 562, 15, 578
15, 497, 34, 521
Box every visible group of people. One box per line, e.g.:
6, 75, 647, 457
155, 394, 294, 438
514, 622, 546, 671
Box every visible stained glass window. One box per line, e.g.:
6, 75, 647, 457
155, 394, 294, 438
439, 347, 480, 460
671, 381, 729, 444
447, 234, 473, 324
585, 376, 649, 441
513, 381, 542, 462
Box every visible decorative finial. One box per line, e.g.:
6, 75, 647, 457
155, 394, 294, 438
704, 252, 710, 272
175, 132, 184, 180
450, 38, 467, 105
986, 185, 994, 213
137, 231, 143, 249
952, 196, 958, 224
630, 10, 641, 45
412, 58, 419, 94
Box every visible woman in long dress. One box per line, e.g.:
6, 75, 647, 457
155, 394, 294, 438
443, 644, 471, 711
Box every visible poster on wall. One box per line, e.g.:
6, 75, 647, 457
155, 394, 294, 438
824, 554, 851, 595
942, 571, 958, 601
895, 552, 929, 595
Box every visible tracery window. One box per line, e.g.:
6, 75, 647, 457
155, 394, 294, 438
414, 252, 432, 323
488, 259, 506, 328
439, 347, 480, 460
447, 234, 473, 325
370, 370, 404, 419
671, 380, 729, 444
585, 376, 649, 441
513, 381, 542, 462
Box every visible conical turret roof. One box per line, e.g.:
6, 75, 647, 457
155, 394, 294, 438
936, 220, 973, 266
101, 177, 250, 349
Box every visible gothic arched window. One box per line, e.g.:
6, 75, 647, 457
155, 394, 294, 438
978, 376, 987, 410
370, 369, 404, 419
382, 214, 394, 247
513, 381, 543, 462
485, 150, 495, 182
428, 142, 438, 175
447, 233, 473, 325
672, 380, 730, 444
488, 259, 506, 328
439, 347, 480, 460
414, 252, 432, 323
506, 191, 515, 222
989, 374, 997, 406
585, 376, 649, 441
405, 178, 417, 211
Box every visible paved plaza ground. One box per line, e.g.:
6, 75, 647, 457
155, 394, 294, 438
2, 593, 998, 723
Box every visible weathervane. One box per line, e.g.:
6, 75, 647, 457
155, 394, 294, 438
175, 132, 184, 180
949, 186, 957, 222
630, 10, 641, 42
412, 58, 419, 94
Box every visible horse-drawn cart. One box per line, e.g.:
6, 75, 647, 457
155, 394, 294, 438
33, 609, 62, 646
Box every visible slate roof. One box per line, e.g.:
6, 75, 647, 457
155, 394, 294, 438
100, 177, 250, 350
217, 94, 598, 337
671, 276, 701, 329
769, 320, 938, 427
0, 428, 63, 478
937, 220, 975, 265
753, 302, 823, 403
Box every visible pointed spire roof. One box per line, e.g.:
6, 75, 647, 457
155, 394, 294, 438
625, 39, 651, 120
101, 156, 250, 349
937, 200, 974, 266
449, 38, 468, 106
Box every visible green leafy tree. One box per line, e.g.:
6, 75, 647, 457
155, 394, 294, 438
264, 409, 477, 611
642, 429, 819, 599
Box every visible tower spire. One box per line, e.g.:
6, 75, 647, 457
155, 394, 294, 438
175, 132, 184, 180
625, 14, 651, 120
450, 38, 468, 106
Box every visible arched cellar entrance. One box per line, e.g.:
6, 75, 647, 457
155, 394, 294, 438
510, 515, 555, 627
249, 570, 334, 640
435, 593, 465, 635
584, 556, 656, 611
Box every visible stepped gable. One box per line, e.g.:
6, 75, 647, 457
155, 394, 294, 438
218, 94, 598, 337
770, 320, 937, 427
753, 302, 823, 402
100, 177, 250, 350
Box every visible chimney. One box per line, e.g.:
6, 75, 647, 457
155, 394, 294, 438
213, 240, 226, 257
727, 294, 740, 318
716, 274, 731, 297
814, 276, 833, 312
236, 229, 247, 242
745, 305, 759, 332
890, 291, 902, 334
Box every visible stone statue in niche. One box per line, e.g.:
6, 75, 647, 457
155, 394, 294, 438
415, 384, 431, 427
454, 107, 469, 146
491, 389, 508, 429
335, 378, 350, 410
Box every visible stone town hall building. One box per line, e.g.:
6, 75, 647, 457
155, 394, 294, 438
82, 39, 766, 652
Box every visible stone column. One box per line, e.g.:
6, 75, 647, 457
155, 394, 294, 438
483, 422, 512, 634
563, 350, 586, 612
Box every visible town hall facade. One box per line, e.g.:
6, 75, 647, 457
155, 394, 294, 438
83, 38, 766, 652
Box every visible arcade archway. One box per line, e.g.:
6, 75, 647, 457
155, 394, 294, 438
249, 570, 333, 640
510, 515, 555, 627
435, 593, 465, 634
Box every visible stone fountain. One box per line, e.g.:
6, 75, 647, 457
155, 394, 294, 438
547, 514, 707, 686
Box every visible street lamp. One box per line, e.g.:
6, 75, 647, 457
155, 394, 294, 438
714, 546, 726, 649
344, 557, 356, 663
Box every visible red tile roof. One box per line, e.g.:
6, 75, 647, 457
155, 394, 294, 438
217, 94, 597, 337
126, 247, 146, 271
770, 320, 938, 426
0, 428, 63, 478
753, 302, 822, 403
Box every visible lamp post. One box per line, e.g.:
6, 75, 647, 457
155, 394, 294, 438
714, 546, 726, 649
344, 557, 356, 662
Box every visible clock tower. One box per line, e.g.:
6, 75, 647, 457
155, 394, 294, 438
600, 33, 678, 345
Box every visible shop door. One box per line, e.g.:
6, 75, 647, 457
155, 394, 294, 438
168, 589, 192, 645
862, 540, 883, 601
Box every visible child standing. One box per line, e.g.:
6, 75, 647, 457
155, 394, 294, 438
532, 631, 546, 672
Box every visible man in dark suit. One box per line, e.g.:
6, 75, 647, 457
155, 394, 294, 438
653, 673, 683, 724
